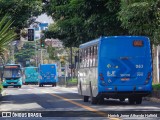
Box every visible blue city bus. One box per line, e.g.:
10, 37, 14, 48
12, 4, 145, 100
77, 36, 152, 104
2, 64, 22, 88
39, 64, 58, 87
24, 66, 38, 85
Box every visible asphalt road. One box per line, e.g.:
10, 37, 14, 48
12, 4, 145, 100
0, 85, 160, 120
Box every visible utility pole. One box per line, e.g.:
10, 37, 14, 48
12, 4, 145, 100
41, 49, 43, 64
35, 40, 38, 67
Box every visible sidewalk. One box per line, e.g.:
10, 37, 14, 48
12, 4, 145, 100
0, 90, 6, 99
0, 90, 5, 98
144, 97, 160, 103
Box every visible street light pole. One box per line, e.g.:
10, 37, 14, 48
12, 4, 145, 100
35, 40, 37, 67
41, 48, 43, 64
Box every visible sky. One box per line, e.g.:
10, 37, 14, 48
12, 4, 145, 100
36, 13, 54, 24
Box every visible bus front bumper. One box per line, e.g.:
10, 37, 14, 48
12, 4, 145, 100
2, 81, 22, 87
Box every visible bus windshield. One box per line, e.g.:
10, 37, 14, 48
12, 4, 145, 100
3, 68, 22, 79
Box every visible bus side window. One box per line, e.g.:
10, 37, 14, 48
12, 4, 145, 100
93, 46, 96, 66
85, 48, 87, 68
92, 46, 94, 66
87, 47, 90, 67
82, 49, 85, 68
90, 47, 93, 67
79, 50, 82, 68
95, 45, 98, 66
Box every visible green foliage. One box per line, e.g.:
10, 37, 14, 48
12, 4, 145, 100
67, 78, 77, 84
119, 0, 160, 44
44, 0, 128, 47
152, 84, 160, 90
0, 0, 43, 29
47, 46, 60, 60
14, 42, 35, 66
0, 14, 17, 58
0, 83, 3, 93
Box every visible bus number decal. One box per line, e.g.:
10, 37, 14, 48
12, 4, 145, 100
137, 72, 143, 76
136, 65, 143, 69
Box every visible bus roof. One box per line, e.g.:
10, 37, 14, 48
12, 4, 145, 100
79, 36, 149, 49
79, 38, 100, 48
5, 64, 21, 66
40, 64, 56, 66
25, 66, 38, 68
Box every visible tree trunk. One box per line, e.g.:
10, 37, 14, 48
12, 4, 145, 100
152, 45, 159, 84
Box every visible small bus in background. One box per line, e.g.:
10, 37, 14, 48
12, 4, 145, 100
2, 64, 22, 88
39, 64, 58, 87
24, 66, 38, 85
77, 36, 152, 105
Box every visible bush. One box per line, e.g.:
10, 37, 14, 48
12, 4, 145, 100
67, 78, 77, 84
0, 83, 3, 93
152, 84, 160, 90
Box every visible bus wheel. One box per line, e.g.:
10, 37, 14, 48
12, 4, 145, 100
98, 97, 104, 104
91, 97, 98, 104
19, 86, 21, 88
39, 84, 41, 87
119, 98, 125, 102
3, 86, 7, 88
135, 97, 142, 104
128, 98, 135, 105
84, 96, 89, 102
52, 84, 55, 87
55, 83, 57, 87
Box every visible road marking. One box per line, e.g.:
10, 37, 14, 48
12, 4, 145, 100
28, 86, 120, 120
42, 90, 121, 120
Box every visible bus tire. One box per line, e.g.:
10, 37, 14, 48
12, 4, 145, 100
119, 98, 125, 102
79, 81, 82, 95
52, 84, 55, 87
84, 96, 89, 102
128, 98, 135, 105
98, 97, 104, 104
135, 97, 142, 104
91, 97, 98, 104
89, 81, 98, 104
19, 86, 21, 88
3, 86, 7, 88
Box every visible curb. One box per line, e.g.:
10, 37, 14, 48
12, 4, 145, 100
143, 97, 160, 103
0, 90, 5, 98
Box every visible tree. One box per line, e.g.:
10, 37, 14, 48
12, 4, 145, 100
118, 0, 160, 44
14, 42, 35, 67
0, 0, 43, 29
44, 0, 128, 47
0, 14, 17, 64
